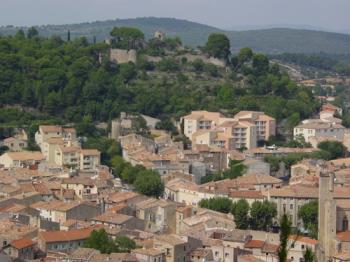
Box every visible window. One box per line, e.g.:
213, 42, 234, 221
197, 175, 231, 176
290, 204, 293, 209
291, 257, 294, 261
301, 245, 305, 249
343, 216, 349, 231
225, 253, 229, 257
215, 251, 219, 256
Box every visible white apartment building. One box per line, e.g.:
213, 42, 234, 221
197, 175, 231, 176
293, 120, 345, 143
182, 111, 275, 150
35, 125, 78, 151
182, 111, 223, 139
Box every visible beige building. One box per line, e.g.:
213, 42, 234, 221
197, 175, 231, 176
182, 111, 276, 150
287, 236, 317, 262
294, 120, 345, 144
132, 248, 164, 262
234, 111, 276, 141
61, 177, 98, 200
2, 137, 28, 152
3, 237, 36, 260
153, 234, 202, 262
38, 226, 101, 253
135, 198, 179, 233
55, 146, 80, 168
35, 125, 77, 150
266, 185, 319, 227
31, 200, 99, 224
182, 111, 223, 140
0, 151, 45, 168
80, 149, 101, 170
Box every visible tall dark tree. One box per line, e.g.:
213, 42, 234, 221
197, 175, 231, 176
278, 214, 292, 262
67, 29, 71, 42
204, 33, 231, 60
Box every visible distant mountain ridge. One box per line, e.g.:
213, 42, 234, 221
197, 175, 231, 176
1, 17, 350, 54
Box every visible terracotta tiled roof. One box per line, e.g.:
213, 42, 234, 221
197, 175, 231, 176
5, 151, 44, 161
244, 240, 265, 249
93, 212, 133, 225
81, 149, 101, 156
165, 178, 198, 192
59, 146, 80, 153
62, 177, 95, 186
239, 254, 265, 262
229, 190, 263, 199
39, 225, 102, 243
268, 185, 318, 198
337, 231, 350, 242
63, 128, 76, 133
155, 234, 187, 246
31, 200, 89, 212
289, 235, 317, 245
45, 137, 64, 145
40, 125, 62, 133
106, 191, 141, 204
132, 248, 163, 256
3, 137, 16, 142
10, 237, 36, 249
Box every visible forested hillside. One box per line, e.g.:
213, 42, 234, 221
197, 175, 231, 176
0, 27, 319, 131
2, 17, 350, 54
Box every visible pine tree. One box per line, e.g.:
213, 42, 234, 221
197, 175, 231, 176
278, 214, 292, 262
67, 29, 71, 42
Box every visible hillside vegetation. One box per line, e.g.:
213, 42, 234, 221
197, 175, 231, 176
1, 17, 350, 54
0, 27, 319, 133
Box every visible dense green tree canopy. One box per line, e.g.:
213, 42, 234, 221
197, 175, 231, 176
0, 31, 319, 132
204, 33, 231, 60
317, 141, 347, 160
231, 199, 250, 229
250, 201, 277, 231
198, 197, 233, 213
84, 229, 136, 254
298, 200, 318, 238
134, 170, 164, 197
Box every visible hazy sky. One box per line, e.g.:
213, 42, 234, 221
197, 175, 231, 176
1, 0, 349, 31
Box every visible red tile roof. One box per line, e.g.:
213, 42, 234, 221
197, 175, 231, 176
289, 235, 318, 245
244, 240, 265, 249
11, 237, 36, 249
337, 231, 350, 242
39, 225, 102, 243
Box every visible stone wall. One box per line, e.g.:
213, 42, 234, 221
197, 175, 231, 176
109, 49, 137, 64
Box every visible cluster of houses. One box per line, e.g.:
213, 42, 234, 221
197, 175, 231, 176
0, 125, 101, 171
0, 105, 350, 261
